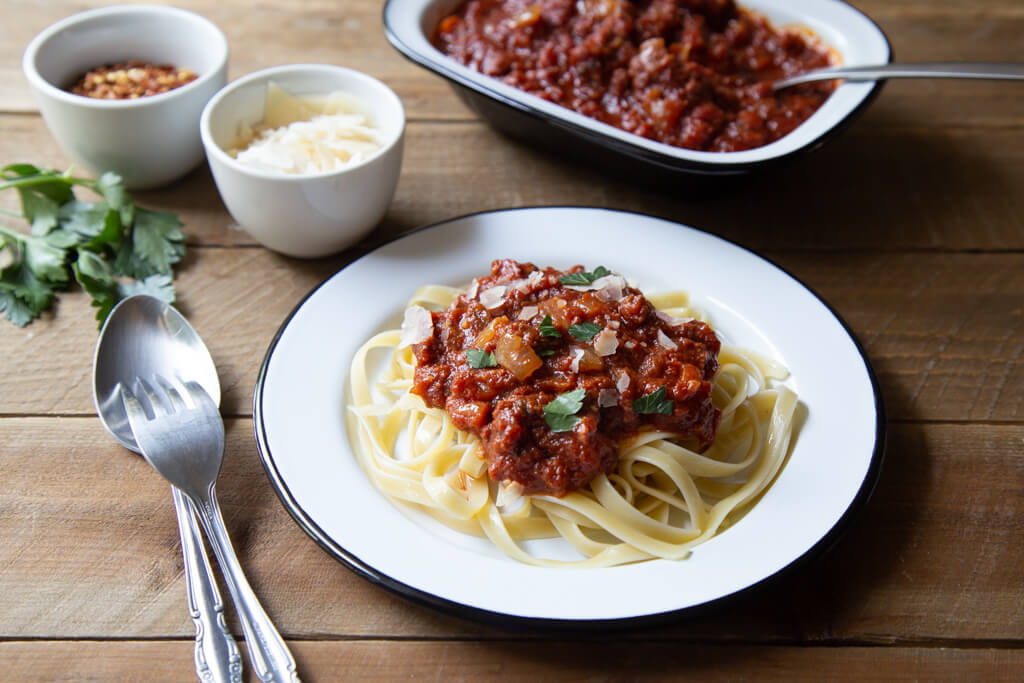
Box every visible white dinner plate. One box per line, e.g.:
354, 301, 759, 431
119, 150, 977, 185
254, 207, 885, 627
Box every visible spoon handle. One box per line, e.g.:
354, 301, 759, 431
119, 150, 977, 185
189, 488, 301, 683
775, 62, 1024, 89
174, 486, 243, 683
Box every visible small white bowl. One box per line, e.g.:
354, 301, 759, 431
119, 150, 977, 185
22, 5, 229, 189
200, 64, 406, 259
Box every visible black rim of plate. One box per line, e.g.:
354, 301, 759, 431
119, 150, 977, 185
252, 207, 888, 631
380, 0, 892, 176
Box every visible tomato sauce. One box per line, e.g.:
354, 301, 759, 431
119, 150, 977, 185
410, 260, 721, 496
434, 0, 837, 152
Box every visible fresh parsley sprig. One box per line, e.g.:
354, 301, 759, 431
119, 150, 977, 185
538, 314, 561, 338
568, 321, 602, 342
466, 348, 497, 368
0, 164, 185, 328
632, 386, 674, 415
558, 265, 611, 286
543, 388, 586, 432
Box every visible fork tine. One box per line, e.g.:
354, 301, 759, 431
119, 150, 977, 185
182, 380, 218, 412
120, 383, 149, 426
155, 374, 189, 412
135, 377, 168, 418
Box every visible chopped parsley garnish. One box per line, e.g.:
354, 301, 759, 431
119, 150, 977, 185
568, 321, 602, 342
466, 348, 497, 368
537, 349, 556, 357
0, 164, 184, 328
539, 314, 561, 338
632, 386, 674, 415
558, 265, 611, 286
543, 388, 586, 432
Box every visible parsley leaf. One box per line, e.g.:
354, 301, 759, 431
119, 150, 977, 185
543, 388, 586, 432
466, 348, 497, 368
569, 321, 602, 342
558, 265, 611, 286
537, 349, 556, 357
632, 386, 675, 415
0, 165, 185, 328
539, 314, 561, 338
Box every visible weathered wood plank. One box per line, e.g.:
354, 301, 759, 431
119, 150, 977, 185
3, 113, 1023, 253
1, 249, 1020, 422
2, 640, 1023, 683
0, 418, 1020, 640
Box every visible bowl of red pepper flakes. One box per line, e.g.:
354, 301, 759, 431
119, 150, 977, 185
23, 5, 228, 189
384, 0, 891, 180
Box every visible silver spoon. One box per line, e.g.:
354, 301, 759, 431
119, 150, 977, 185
93, 295, 241, 683
774, 62, 1024, 90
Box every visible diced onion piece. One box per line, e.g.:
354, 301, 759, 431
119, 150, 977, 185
480, 285, 507, 309
578, 348, 603, 372
517, 305, 539, 321
495, 332, 542, 381
467, 279, 480, 298
398, 305, 433, 348
598, 388, 618, 408
657, 329, 678, 350
593, 328, 619, 356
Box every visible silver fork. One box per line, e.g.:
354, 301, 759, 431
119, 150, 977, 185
122, 375, 300, 683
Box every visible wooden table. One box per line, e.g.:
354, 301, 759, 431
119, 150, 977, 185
2, 1, 1022, 680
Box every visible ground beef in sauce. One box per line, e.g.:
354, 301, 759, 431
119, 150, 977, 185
434, 0, 836, 152
410, 260, 721, 497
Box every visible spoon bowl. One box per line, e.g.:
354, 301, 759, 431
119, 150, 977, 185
92, 294, 240, 683
93, 295, 220, 451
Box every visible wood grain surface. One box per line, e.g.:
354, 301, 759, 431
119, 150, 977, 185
1, 0, 1021, 680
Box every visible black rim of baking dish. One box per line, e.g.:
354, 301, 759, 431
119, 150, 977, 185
380, 0, 892, 176
252, 206, 888, 631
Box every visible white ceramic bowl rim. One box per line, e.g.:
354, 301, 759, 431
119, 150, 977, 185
22, 4, 228, 110
199, 64, 407, 182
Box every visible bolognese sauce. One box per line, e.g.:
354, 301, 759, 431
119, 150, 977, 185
408, 260, 721, 497
434, 0, 837, 152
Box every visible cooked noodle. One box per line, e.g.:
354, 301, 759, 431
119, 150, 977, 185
346, 285, 798, 567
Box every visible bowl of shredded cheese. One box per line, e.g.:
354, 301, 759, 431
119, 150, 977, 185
200, 64, 405, 258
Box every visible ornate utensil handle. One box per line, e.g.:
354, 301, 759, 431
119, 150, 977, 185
173, 485, 243, 683
189, 489, 300, 682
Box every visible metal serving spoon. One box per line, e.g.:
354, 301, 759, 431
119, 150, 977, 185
93, 295, 241, 683
774, 62, 1024, 90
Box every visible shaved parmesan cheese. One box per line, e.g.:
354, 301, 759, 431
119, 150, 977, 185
616, 371, 630, 394
517, 305, 539, 321
229, 83, 383, 174
656, 311, 694, 326
594, 274, 626, 301
479, 285, 507, 309
495, 481, 525, 508
467, 279, 480, 299
570, 347, 585, 373
398, 305, 433, 348
657, 329, 678, 350
598, 388, 618, 408
594, 328, 619, 356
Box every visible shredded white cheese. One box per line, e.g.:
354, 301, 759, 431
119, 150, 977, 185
398, 305, 433, 348
657, 329, 678, 350
594, 328, 619, 356
229, 82, 384, 174
479, 285, 507, 309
